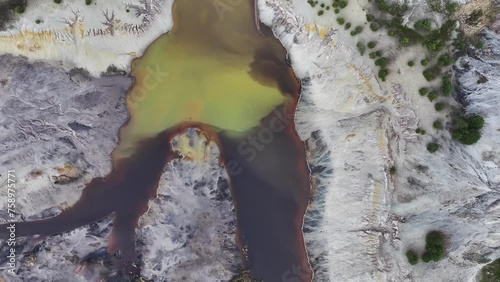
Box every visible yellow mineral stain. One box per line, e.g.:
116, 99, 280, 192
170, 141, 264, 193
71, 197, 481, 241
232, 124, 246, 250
376, 128, 385, 151
171, 131, 210, 162
115, 0, 293, 158
319, 26, 326, 39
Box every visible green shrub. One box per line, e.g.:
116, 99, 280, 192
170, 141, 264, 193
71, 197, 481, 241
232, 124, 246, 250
334, 8, 340, 13
422, 231, 445, 262
400, 37, 410, 46
337, 18, 345, 25
427, 142, 439, 153
369, 52, 377, 59
14, 6, 25, 13
419, 88, 428, 96
407, 60, 415, 67
423, 68, 438, 81
85, 0, 92, 4
35, 19, 42, 24
370, 21, 381, 32
433, 120, 443, 129
375, 57, 388, 68
428, 91, 439, 102
438, 54, 454, 66
406, 250, 418, 265
378, 69, 389, 81
451, 114, 484, 145
366, 14, 374, 22
445, 2, 458, 13
320, 3, 325, 8
367, 41, 377, 49
356, 42, 366, 55
318, 10, 324, 16
441, 74, 453, 95
414, 19, 433, 31
389, 166, 396, 175
435, 102, 445, 111
475, 40, 485, 49
426, 37, 445, 51
344, 22, 352, 29
388, 29, 398, 37
54, 0, 62, 3
339, 0, 348, 8
375, 50, 383, 57
421, 59, 429, 66
416, 128, 426, 134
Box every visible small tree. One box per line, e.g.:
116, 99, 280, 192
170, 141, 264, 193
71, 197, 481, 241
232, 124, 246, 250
337, 18, 345, 25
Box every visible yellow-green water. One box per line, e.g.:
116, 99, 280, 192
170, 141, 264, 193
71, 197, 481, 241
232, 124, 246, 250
116, 0, 293, 158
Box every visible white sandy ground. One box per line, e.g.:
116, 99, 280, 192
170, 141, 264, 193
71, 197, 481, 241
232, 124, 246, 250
259, 0, 500, 281
0, 0, 173, 75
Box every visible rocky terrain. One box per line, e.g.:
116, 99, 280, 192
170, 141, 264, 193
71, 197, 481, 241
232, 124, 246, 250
260, 0, 500, 281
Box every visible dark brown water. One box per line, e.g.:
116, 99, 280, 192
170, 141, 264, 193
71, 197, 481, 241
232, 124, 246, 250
0, 0, 312, 280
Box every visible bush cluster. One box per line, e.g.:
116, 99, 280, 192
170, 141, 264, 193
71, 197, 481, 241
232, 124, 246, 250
451, 114, 484, 145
